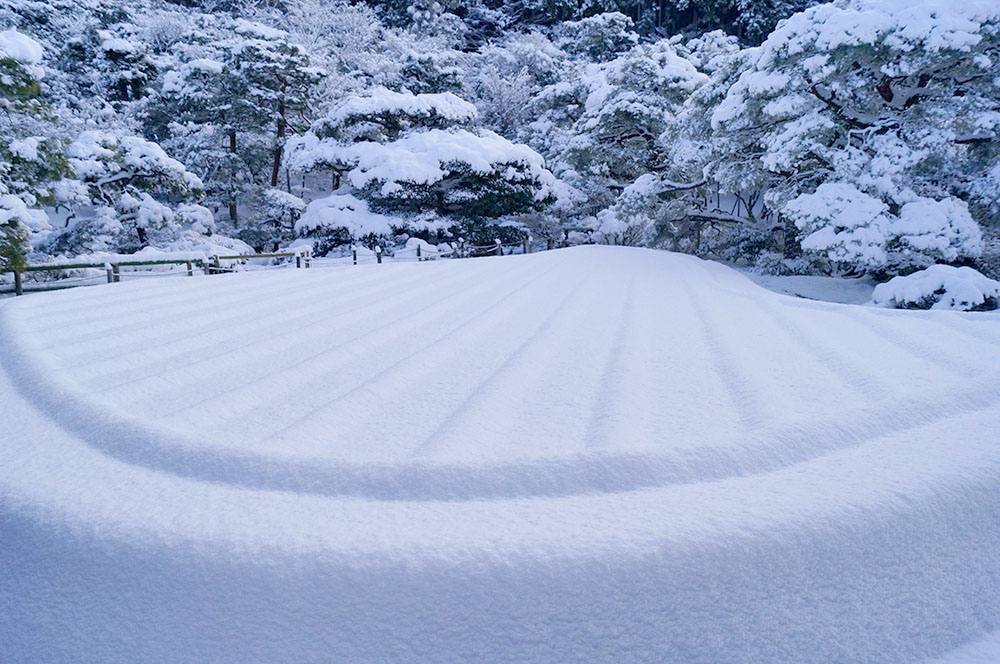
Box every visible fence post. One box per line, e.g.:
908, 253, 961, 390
523, 237, 529, 255
13, 270, 22, 296
495, 239, 502, 257
296, 253, 301, 268
186, 260, 193, 277
305, 249, 311, 268
212, 255, 220, 274
105, 264, 113, 284
375, 246, 382, 264
112, 264, 121, 283
352, 246, 357, 265
417, 244, 422, 261
203, 259, 211, 275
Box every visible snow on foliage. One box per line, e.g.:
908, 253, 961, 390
871, 264, 1000, 310
315, 87, 478, 139
711, 0, 1000, 274
784, 182, 983, 270
67, 132, 201, 191
555, 12, 639, 62
346, 128, 554, 198
0, 29, 44, 75
296, 193, 396, 238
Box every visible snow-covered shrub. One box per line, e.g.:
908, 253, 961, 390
295, 194, 398, 254
871, 265, 1000, 311
311, 88, 478, 143
784, 183, 983, 273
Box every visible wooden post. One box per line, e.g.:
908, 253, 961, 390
112, 264, 121, 283
352, 247, 357, 265
522, 237, 528, 254
296, 254, 301, 268
417, 244, 422, 261
13, 270, 22, 296
203, 259, 211, 276
212, 256, 220, 274
495, 239, 502, 257
375, 246, 382, 264
106, 265, 113, 283
186, 260, 193, 277
305, 250, 311, 268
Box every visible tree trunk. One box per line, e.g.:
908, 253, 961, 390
270, 83, 287, 189
229, 129, 238, 226
137, 226, 148, 248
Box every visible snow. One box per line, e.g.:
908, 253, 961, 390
783, 182, 892, 267
345, 128, 556, 199
782, 183, 983, 270
3, 246, 1000, 662
9, 137, 40, 161
286, 128, 555, 201
932, 630, 1000, 663
746, 272, 877, 305
296, 193, 396, 237
872, 264, 1000, 311
0, 28, 44, 70
322, 87, 478, 130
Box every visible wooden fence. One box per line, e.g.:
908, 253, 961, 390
2, 238, 551, 296
1, 251, 309, 296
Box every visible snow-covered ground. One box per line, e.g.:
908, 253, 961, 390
745, 270, 876, 304
2, 245, 1000, 663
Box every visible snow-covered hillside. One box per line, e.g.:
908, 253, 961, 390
3, 246, 1000, 662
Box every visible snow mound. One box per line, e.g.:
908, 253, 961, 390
2, 246, 1000, 662
872, 264, 1000, 311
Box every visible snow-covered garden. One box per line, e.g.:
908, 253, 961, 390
4, 246, 1000, 663
2, 0, 1000, 661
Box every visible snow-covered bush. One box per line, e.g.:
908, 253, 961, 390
871, 265, 1000, 311
295, 193, 398, 253
783, 183, 983, 273
41, 131, 205, 253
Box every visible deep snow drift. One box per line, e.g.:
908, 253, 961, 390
2, 246, 1000, 663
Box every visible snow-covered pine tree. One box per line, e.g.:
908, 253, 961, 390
153, 17, 320, 245
285, 87, 556, 251
711, 0, 999, 276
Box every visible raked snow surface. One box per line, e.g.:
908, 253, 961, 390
2, 246, 1000, 663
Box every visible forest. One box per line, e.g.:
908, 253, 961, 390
1, 0, 998, 289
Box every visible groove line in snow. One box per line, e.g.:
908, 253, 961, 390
85, 266, 477, 397
581, 273, 639, 451
146, 260, 556, 424
407, 267, 601, 459
247, 261, 565, 446
40, 265, 456, 366
681, 279, 766, 432
2, 246, 998, 506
